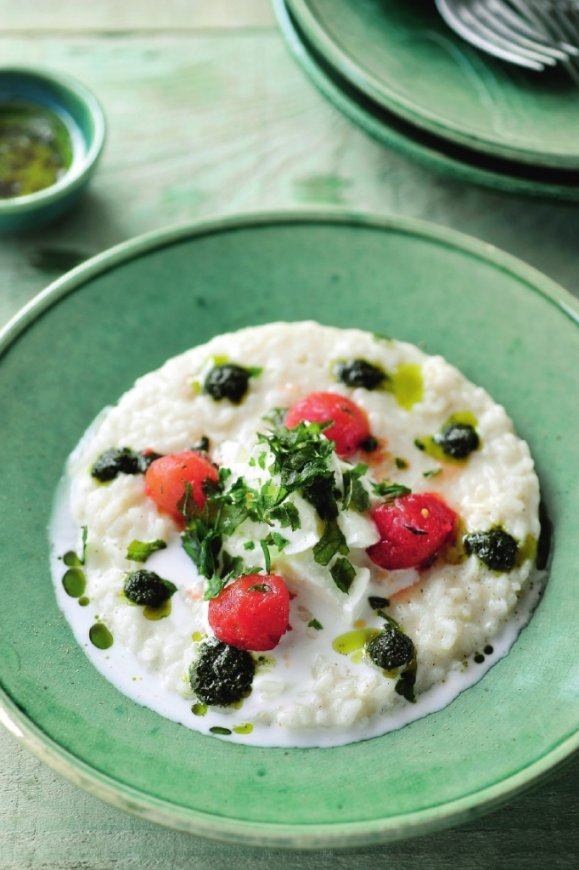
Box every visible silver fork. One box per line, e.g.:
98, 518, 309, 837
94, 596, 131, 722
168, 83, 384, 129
435, 0, 579, 72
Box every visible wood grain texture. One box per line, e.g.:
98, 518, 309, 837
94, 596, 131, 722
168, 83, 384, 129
0, 0, 275, 31
0, 10, 577, 869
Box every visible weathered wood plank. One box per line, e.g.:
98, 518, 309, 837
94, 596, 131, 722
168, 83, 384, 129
1, 727, 577, 869
0, 32, 576, 330
0, 27, 577, 870
0, 0, 275, 32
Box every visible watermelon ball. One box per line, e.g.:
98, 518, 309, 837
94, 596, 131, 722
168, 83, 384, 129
285, 391, 371, 457
145, 450, 218, 524
208, 573, 290, 651
367, 492, 457, 570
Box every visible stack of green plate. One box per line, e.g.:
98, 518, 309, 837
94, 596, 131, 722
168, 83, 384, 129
275, 0, 579, 199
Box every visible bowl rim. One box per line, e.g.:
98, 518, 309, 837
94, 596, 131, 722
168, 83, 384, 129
0, 209, 577, 848
0, 64, 106, 215
285, 0, 579, 170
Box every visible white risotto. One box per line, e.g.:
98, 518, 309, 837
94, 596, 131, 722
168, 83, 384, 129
50, 322, 542, 747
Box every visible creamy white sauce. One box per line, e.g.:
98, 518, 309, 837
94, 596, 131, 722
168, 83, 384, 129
50, 476, 543, 747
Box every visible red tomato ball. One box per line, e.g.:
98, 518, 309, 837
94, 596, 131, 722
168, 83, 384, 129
285, 391, 371, 457
367, 493, 457, 570
208, 573, 290, 651
145, 450, 218, 524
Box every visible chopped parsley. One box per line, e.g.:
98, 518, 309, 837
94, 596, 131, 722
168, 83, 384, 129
308, 618, 324, 630
422, 468, 441, 478
258, 422, 338, 520
394, 457, 408, 469
264, 531, 289, 551
126, 539, 167, 562
330, 557, 356, 593
269, 502, 301, 531
341, 463, 370, 512
371, 481, 411, 500
180, 420, 373, 599
313, 520, 348, 566
260, 539, 271, 572
192, 435, 210, 452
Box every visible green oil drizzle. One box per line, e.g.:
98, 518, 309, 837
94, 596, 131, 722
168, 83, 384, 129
0, 102, 73, 198
89, 623, 114, 650
192, 631, 205, 642
209, 726, 231, 736
143, 599, 172, 621
192, 703, 208, 717
517, 534, 537, 566
415, 411, 478, 462
78, 596, 90, 607
332, 628, 380, 656
62, 567, 86, 598
233, 723, 254, 735
63, 550, 82, 567
386, 363, 423, 410
254, 654, 276, 670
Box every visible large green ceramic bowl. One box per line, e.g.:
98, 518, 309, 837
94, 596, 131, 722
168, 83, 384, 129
275, 0, 579, 201
287, 0, 579, 170
0, 213, 577, 848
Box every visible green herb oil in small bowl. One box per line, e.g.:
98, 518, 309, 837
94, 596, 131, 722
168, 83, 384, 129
0, 102, 74, 199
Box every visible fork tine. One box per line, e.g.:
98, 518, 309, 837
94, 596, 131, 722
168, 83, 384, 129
459, 6, 558, 65
476, 0, 570, 60
491, 0, 557, 40
510, 0, 579, 54
435, 0, 547, 69
522, 0, 579, 84
553, 5, 579, 52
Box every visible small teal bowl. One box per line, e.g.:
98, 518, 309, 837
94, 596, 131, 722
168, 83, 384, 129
0, 67, 106, 233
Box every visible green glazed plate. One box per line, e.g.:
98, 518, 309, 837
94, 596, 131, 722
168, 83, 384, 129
0, 212, 577, 848
287, 0, 579, 170
275, 0, 579, 201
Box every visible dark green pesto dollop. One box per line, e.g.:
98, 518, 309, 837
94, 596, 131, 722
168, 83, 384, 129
189, 638, 255, 706
124, 570, 177, 607
464, 528, 518, 572
365, 626, 415, 670
91, 447, 148, 482
336, 359, 387, 390
204, 363, 251, 404
434, 422, 480, 459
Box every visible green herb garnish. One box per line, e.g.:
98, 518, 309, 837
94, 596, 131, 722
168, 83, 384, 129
422, 468, 441, 478
330, 557, 356, 593
308, 618, 323, 630
313, 519, 348, 566
371, 481, 411, 500
341, 463, 370, 512
126, 539, 167, 562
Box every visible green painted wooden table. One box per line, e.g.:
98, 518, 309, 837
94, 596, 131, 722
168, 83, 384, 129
0, 2, 577, 866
